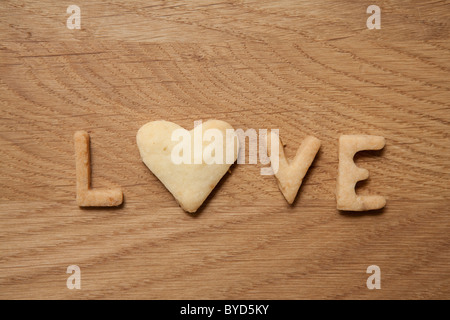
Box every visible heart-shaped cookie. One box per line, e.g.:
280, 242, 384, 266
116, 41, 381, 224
137, 120, 239, 213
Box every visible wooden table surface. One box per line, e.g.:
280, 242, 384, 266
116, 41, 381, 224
1, 0, 449, 300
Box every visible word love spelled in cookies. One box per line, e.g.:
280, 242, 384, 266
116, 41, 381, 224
74, 120, 386, 213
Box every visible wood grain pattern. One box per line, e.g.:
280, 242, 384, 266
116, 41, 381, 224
0, 0, 449, 299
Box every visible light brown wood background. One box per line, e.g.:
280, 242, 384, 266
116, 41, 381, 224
0, 0, 449, 300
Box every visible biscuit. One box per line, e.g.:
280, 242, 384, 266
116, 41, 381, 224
336, 135, 386, 211
74, 131, 123, 207
268, 132, 321, 204
136, 120, 239, 213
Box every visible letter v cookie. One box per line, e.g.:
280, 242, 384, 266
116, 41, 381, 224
268, 132, 321, 204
